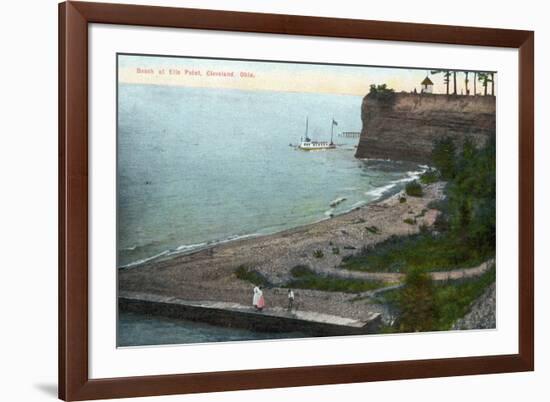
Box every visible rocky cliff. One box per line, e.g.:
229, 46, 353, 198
355, 93, 496, 163
452, 283, 496, 330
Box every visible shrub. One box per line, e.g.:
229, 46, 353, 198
365, 225, 380, 234
415, 208, 428, 218
290, 265, 314, 278
369, 83, 395, 94
405, 180, 423, 197
234, 265, 270, 287
403, 218, 416, 225
359, 245, 372, 256
313, 249, 324, 258
420, 169, 440, 184
399, 196, 407, 203
332, 247, 340, 255
397, 269, 437, 332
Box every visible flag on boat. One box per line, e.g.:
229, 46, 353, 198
332, 119, 338, 126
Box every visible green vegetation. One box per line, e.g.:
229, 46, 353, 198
477, 72, 495, 96
234, 265, 271, 287
428, 70, 494, 96
435, 135, 496, 254
415, 209, 428, 219
397, 269, 437, 332
420, 169, 440, 184
435, 265, 495, 329
287, 265, 387, 294
381, 265, 495, 332
340, 231, 491, 273
290, 265, 311, 277
405, 180, 423, 197
403, 218, 416, 225
431, 137, 457, 180
369, 83, 395, 95
399, 196, 407, 203
332, 247, 340, 255
333, 124, 495, 332
313, 249, 324, 259
341, 134, 495, 275
365, 225, 380, 234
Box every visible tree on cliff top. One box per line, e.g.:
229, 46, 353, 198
369, 84, 395, 95
477, 72, 494, 96
463, 71, 470, 95
430, 70, 451, 95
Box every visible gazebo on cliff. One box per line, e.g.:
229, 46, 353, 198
420, 76, 434, 93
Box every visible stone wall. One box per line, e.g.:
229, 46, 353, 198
119, 297, 382, 336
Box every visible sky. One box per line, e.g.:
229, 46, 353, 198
118, 54, 496, 97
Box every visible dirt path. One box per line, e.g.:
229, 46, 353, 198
320, 258, 495, 284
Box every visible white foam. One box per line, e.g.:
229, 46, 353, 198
365, 182, 397, 198
329, 197, 347, 207
174, 242, 208, 252
365, 166, 428, 199
119, 249, 171, 269
121, 245, 138, 251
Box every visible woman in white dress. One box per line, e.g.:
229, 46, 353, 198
252, 286, 261, 309
257, 287, 265, 311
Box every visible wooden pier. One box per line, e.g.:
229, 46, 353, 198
339, 131, 361, 138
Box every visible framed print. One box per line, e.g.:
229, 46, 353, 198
59, 1, 534, 400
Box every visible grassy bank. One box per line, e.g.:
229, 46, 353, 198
286, 265, 388, 294
340, 230, 493, 273
234, 265, 271, 287
380, 264, 495, 332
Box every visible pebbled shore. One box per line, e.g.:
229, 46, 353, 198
118, 182, 446, 321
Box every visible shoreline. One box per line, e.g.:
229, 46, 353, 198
119, 181, 445, 322
119, 174, 417, 270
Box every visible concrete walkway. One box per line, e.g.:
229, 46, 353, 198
119, 291, 382, 336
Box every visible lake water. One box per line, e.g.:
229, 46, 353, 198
118, 311, 307, 346
117, 84, 424, 268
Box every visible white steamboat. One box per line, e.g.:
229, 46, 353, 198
298, 117, 337, 151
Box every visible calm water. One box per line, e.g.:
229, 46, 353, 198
117, 84, 424, 268
118, 311, 307, 346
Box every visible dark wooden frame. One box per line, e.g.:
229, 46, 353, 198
59, 1, 534, 400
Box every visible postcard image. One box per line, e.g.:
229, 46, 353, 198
116, 54, 496, 347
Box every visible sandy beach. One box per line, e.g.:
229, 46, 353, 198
119, 182, 448, 321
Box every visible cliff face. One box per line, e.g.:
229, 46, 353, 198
355, 93, 496, 163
